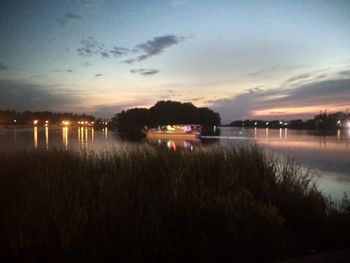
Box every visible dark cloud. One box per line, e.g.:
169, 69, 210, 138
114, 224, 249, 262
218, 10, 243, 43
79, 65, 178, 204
130, 69, 159, 76
100, 52, 109, 58
110, 47, 129, 58
77, 37, 103, 57
212, 75, 350, 123
95, 73, 103, 77
77, 37, 128, 59
76, 35, 186, 63
133, 35, 186, 62
58, 12, 81, 27
123, 58, 135, 64
0, 62, 8, 70
0, 79, 82, 111
339, 70, 350, 76
51, 69, 75, 73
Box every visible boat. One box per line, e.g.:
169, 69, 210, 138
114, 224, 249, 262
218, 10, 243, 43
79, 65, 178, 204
145, 124, 202, 139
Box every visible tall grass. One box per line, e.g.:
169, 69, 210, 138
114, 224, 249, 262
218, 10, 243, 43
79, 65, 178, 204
0, 145, 349, 262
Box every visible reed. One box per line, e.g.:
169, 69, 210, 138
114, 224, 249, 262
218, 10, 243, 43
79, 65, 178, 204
0, 145, 349, 262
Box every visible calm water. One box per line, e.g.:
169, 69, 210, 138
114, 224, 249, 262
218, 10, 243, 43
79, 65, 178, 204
0, 126, 349, 199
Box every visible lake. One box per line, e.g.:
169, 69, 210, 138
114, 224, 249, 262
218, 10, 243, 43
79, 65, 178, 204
1, 126, 349, 200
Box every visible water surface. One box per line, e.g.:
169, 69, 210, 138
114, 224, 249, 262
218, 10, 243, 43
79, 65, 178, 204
1, 126, 349, 199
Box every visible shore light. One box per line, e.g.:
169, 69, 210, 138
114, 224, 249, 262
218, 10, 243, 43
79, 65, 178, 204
266, 122, 269, 126
33, 120, 38, 126
62, 120, 70, 126
254, 122, 257, 126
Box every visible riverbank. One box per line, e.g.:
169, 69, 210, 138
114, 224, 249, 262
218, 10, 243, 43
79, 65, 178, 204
0, 146, 349, 262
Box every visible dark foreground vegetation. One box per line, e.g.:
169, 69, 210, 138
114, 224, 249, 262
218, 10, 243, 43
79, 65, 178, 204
0, 146, 349, 262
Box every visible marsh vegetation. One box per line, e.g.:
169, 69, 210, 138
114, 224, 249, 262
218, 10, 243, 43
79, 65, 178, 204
0, 146, 349, 262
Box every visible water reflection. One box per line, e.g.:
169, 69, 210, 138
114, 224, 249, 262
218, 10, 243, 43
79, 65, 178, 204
45, 126, 49, 150
33, 127, 38, 148
13, 128, 17, 147
1, 126, 349, 199
103, 127, 108, 139
147, 138, 198, 150
62, 127, 68, 150
92, 128, 94, 144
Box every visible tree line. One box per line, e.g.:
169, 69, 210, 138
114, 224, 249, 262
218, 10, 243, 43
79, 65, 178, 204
111, 100, 221, 135
0, 110, 95, 125
230, 111, 350, 130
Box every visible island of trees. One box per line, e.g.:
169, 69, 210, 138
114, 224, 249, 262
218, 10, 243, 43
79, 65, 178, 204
111, 100, 221, 135
230, 110, 350, 130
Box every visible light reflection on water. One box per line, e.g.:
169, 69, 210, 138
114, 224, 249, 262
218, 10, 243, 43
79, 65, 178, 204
0, 126, 349, 199
218, 127, 350, 200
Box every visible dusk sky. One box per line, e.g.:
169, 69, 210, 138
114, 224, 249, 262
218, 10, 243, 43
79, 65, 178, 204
1, 0, 350, 123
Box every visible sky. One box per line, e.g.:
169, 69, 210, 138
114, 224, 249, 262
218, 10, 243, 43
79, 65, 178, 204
0, 0, 350, 123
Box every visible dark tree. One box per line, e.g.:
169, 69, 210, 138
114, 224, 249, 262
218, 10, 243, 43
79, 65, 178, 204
111, 100, 221, 134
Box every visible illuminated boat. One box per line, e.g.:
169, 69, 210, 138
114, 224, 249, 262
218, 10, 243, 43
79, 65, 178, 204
145, 124, 202, 139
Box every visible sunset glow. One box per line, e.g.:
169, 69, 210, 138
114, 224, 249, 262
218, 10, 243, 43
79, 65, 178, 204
253, 105, 348, 118
0, 1, 350, 123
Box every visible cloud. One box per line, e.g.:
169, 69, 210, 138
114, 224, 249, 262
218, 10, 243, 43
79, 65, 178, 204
77, 37, 102, 57
248, 64, 304, 77
133, 35, 187, 62
95, 73, 103, 77
110, 47, 129, 58
100, 52, 109, 58
77, 37, 129, 59
285, 73, 311, 83
76, 35, 187, 63
82, 61, 92, 67
0, 79, 83, 111
130, 69, 159, 76
51, 69, 75, 73
245, 86, 263, 93
212, 71, 350, 123
339, 70, 350, 76
0, 62, 8, 70
58, 12, 81, 27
